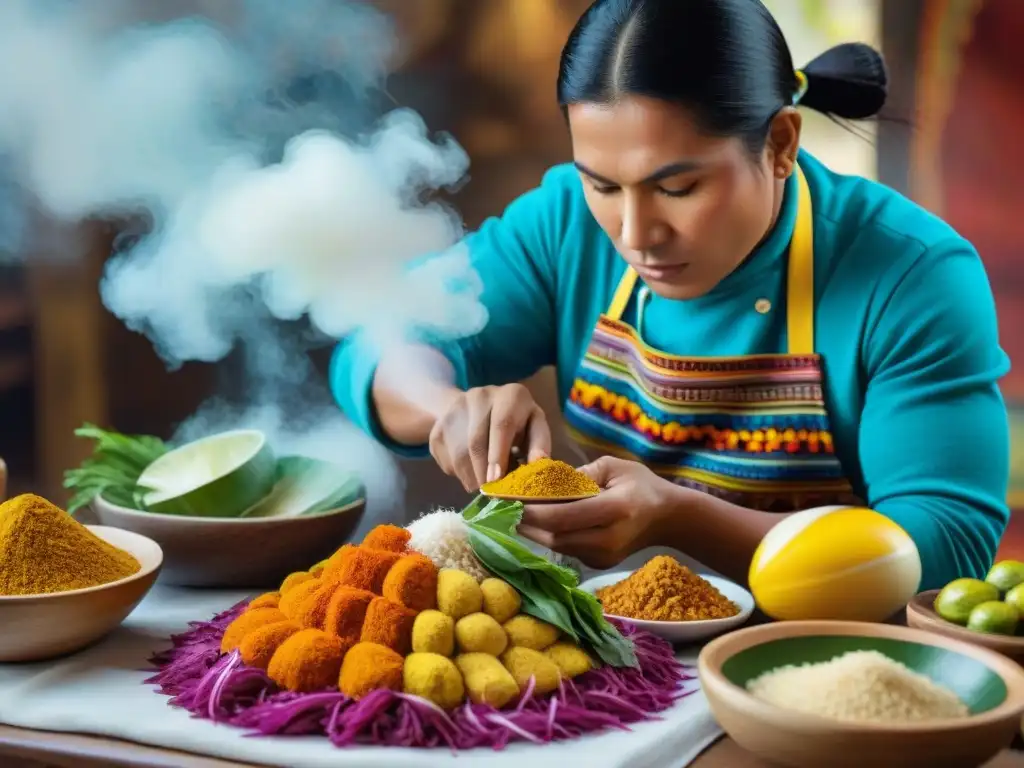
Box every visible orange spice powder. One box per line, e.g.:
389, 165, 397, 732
596, 556, 738, 622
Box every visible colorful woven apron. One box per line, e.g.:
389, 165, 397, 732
564, 167, 860, 512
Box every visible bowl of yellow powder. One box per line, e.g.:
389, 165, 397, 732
0, 493, 163, 662
698, 620, 1024, 768
580, 556, 755, 643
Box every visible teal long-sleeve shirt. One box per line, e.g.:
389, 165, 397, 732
331, 150, 1011, 590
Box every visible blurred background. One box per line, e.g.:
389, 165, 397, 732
1, 0, 1022, 555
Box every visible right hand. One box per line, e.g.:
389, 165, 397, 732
428, 384, 551, 492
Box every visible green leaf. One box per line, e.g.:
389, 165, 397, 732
62, 423, 170, 514
460, 494, 492, 520
467, 527, 529, 573
477, 526, 579, 587
519, 590, 580, 643
463, 496, 523, 532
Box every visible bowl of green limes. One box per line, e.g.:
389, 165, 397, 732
906, 560, 1024, 663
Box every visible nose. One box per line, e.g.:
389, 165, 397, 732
620, 192, 668, 252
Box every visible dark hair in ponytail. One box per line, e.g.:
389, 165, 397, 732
558, 0, 888, 152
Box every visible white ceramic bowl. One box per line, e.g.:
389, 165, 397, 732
0, 525, 162, 662
87, 494, 365, 589
580, 569, 755, 643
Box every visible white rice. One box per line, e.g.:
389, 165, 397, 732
406, 509, 489, 581
746, 650, 969, 723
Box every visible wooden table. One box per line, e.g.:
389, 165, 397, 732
2, 725, 1023, 768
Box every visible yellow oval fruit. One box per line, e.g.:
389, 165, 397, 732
748, 506, 922, 622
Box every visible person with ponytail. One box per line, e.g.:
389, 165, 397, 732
332, 0, 1009, 590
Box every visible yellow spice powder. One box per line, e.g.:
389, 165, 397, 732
481, 458, 599, 498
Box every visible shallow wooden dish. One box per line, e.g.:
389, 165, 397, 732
906, 589, 1024, 663
698, 621, 1024, 768
480, 491, 597, 504
0, 526, 162, 663
88, 495, 365, 589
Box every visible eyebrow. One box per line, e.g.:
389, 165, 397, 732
574, 160, 703, 186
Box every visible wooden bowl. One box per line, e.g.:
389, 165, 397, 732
698, 620, 1024, 768
906, 589, 1024, 663
88, 495, 364, 588
0, 526, 162, 662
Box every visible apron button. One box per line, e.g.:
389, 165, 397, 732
755, 298, 772, 314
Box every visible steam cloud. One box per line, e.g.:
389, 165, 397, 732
0, 0, 487, 531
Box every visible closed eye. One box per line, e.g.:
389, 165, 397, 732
659, 182, 698, 198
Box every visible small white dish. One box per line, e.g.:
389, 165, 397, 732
580, 569, 755, 644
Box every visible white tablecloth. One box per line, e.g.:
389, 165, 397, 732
0, 584, 723, 768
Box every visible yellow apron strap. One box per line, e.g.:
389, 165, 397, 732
606, 266, 639, 322
787, 166, 815, 355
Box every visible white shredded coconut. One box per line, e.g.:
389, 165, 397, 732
746, 650, 969, 723
406, 509, 489, 582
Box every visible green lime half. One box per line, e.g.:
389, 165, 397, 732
137, 429, 276, 518
967, 601, 1019, 636
934, 578, 1000, 625
986, 560, 1024, 594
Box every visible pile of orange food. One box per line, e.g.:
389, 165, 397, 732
596, 556, 738, 622
221, 524, 594, 709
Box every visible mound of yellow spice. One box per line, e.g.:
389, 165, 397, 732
0, 493, 141, 596
596, 555, 738, 622
223, 524, 595, 708
480, 457, 600, 498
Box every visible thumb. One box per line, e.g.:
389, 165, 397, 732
577, 455, 620, 488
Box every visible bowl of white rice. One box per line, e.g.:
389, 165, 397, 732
698, 621, 1024, 768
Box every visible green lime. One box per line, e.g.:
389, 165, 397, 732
1006, 583, 1024, 615
986, 560, 1024, 594
934, 578, 1000, 625
967, 601, 1019, 635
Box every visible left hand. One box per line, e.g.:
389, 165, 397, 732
518, 456, 683, 570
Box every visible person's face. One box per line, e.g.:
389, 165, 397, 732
568, 95, 800, 301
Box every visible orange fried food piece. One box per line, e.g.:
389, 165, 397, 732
292, 580, 340, 630
221, 607, 288, 653
239, 620, 302, 669
247, 592, 280, 610
279, 571, 315, 595
328, 546, 402, 594
324, 586, 375, 643
279, 578, 322, 619
339, 642, 404, 699
360, 597, 417, 655
361, 524, 411, 553
321, 544, 356, 579
382, 553, 438, 612
267, 629, 350, 692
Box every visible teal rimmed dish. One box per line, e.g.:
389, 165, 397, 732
698, 620, 1024, 768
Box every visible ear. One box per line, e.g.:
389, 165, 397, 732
766, 108, 802, 179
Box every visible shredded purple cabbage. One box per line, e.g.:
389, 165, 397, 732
146, 600, 696, 750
